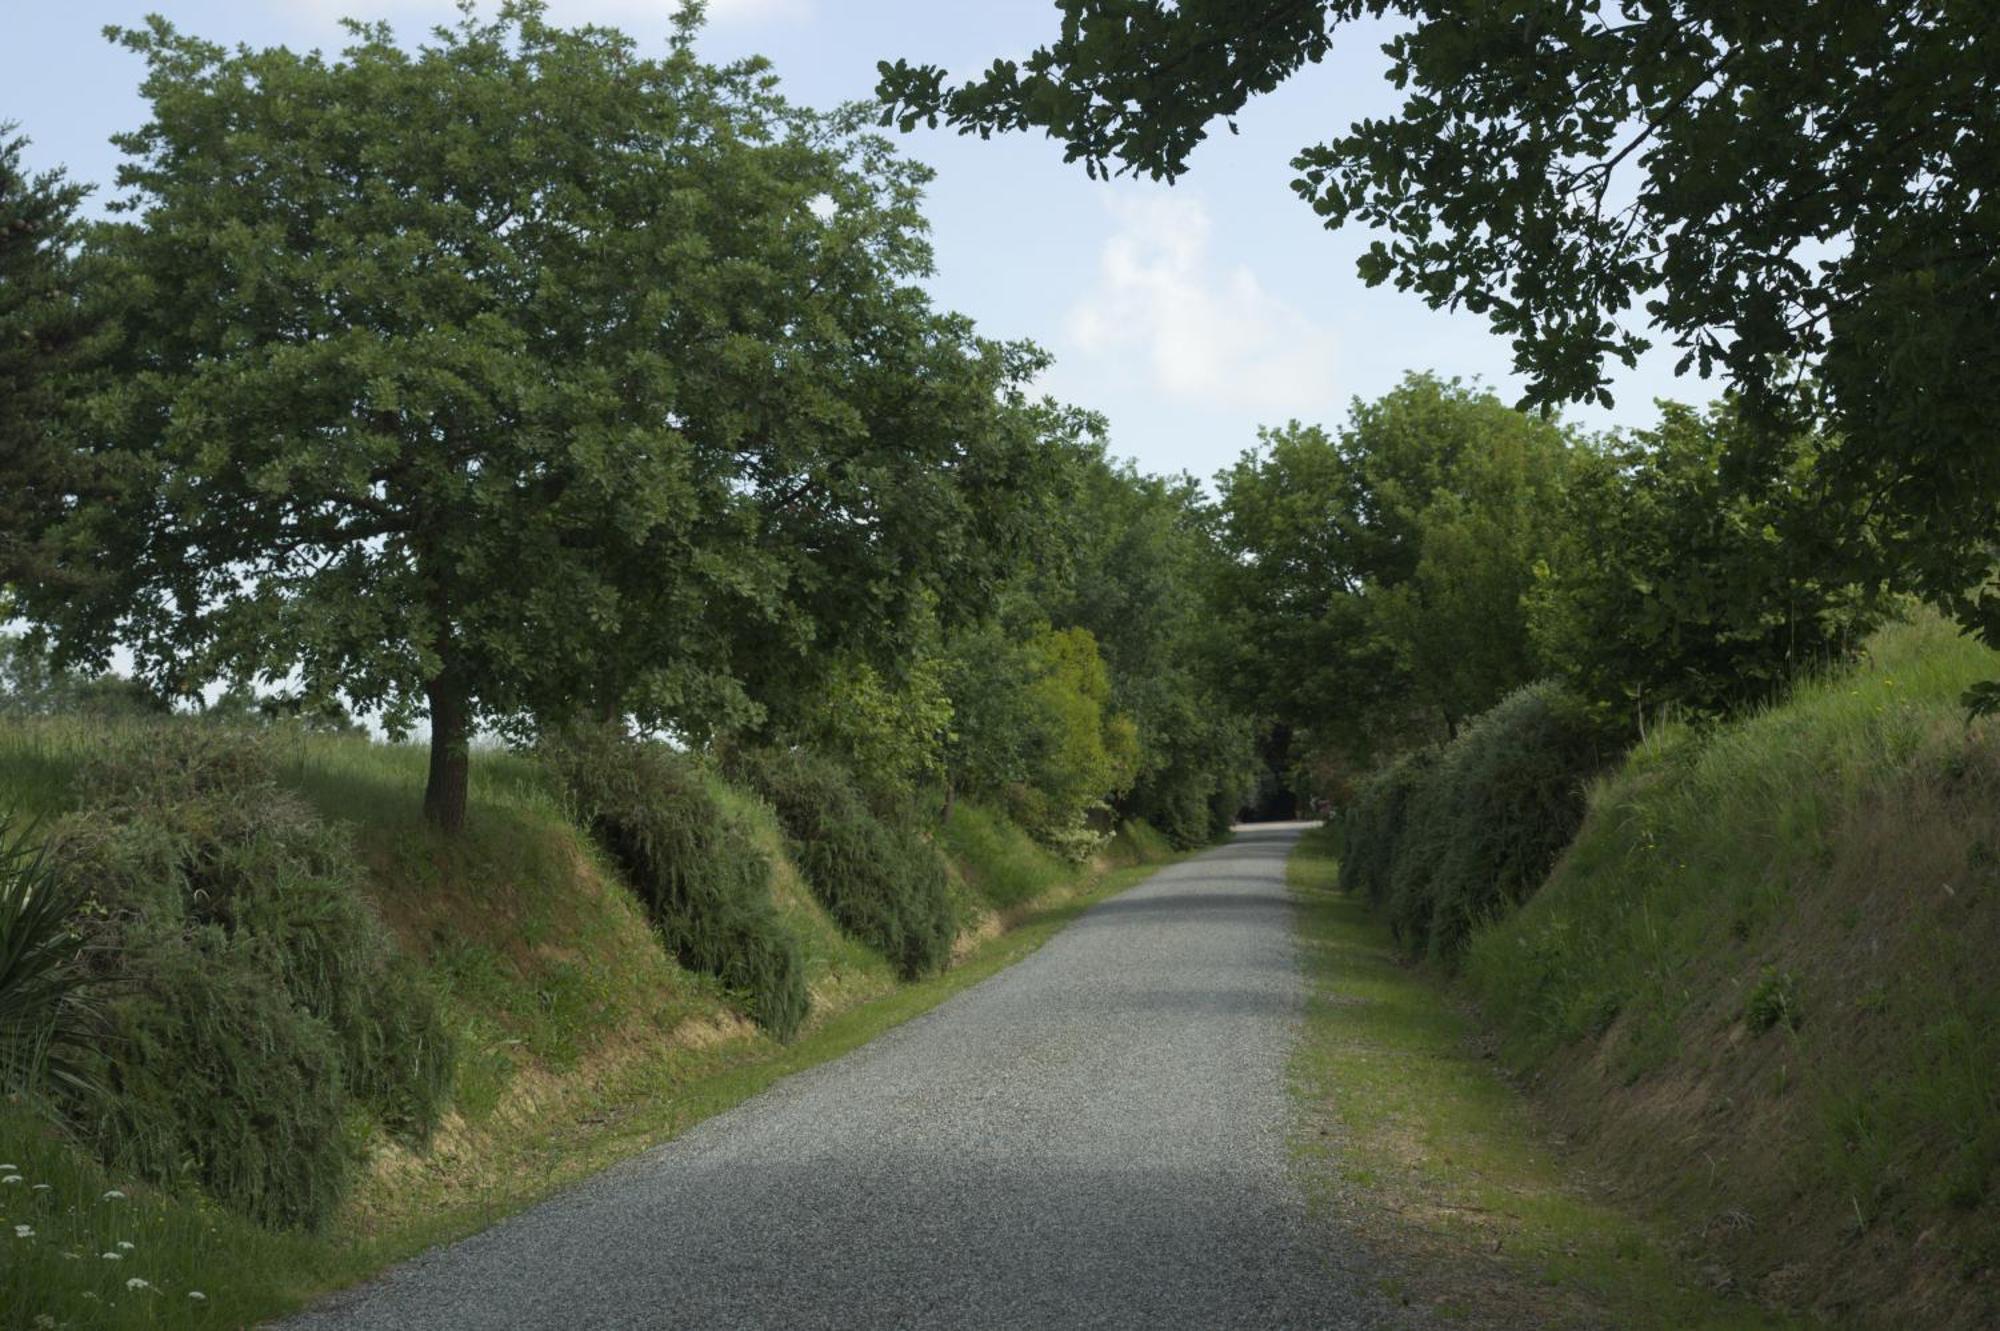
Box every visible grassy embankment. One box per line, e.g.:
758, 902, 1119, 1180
1467, 613, 1999, 1328
1291, 823, 1794, 1329
1293, 612, 2000, 1329
0, 721, 1182, 1330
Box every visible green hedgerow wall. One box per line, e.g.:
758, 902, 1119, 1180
541, 727, 810, 1041
1341, 681, 1609, 966
727, 746, 957, 980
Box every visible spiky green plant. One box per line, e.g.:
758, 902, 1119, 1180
0, 812, 94, 1095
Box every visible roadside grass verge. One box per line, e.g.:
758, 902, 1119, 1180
1287, 823, 1796, 1330
1, 1100, 321, 1330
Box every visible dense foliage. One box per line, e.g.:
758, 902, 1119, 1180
881, 1, 2000, 694
542, 726, 810, 1040
42, 726, 452, 1229
727, 746, 957, 980
1213, 374, 1573, 781
0, 812, 93, 1095
781, 443, 1256, 854
1034, 457, 1256, 846
0, 128, 112, 603
1342, 681, 1609, 965
1529, 400, 1883, 727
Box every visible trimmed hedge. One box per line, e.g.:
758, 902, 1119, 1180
46, 725, 452, 1230
728, 746, 956, 979
1342, 682, 1608, 966
541, 728, 809, 1041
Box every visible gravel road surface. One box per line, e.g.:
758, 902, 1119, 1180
286, 822, 1404, 1330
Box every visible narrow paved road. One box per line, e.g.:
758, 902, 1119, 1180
289, 823, 1403, 1330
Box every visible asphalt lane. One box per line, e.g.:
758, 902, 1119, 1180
285, 822, 1405, 1330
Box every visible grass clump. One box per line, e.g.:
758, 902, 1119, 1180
542, 727, 809, 1041
1343, 681, 1608, 964
39, 723, 453, 1230
728, 746, 956, 979
941, 800, 1073, 911
1743, 967, 1801, 1035
0, 812, 94, 1095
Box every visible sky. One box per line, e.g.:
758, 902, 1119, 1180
1, 0, 1700, 485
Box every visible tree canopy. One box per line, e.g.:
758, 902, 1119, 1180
880, 2, 1999, 664
0, 128, 112, 602
1213, 374, 1571, 771
19, 4, 1071, 830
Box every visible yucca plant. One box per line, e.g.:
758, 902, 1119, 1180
0, 812, 95, 1096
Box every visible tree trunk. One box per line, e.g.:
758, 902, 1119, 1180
424, 672, 470, 834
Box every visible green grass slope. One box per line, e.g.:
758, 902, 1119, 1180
1, 717, 1182, 1329
1290, 826, 1792, 1330
1464, 612, 2000, 1328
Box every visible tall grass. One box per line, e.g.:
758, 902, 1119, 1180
542, 727, 810, 1040
0, 812, 94, 1096
942, 801, 1075, 911
727, 747, 958, 979
1464, 611, 2000, 1324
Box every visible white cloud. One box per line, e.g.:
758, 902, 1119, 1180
1065, 190, 1340, 416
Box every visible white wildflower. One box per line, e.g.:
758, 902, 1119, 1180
102, 1189, 127, 1201
1, 1174, 22, 1184
101, 1250, 122, 1260
13, 1223, 32, 1238
116, 1240, 135, 1250
126, 1277, 152, 1291
0, 1163, 15, 1171
31, 1182, 50, 1191
80, 1292, 98, 1301
189, 1291, 207, 1301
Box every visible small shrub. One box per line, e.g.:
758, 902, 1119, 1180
1135, 776, 1212, 851
1018, 796, 1112, 865
541, 728, 809, 1041
40, 724, 453, 1229
728, 746, 956, 979
1745, 967, 1802, 1034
